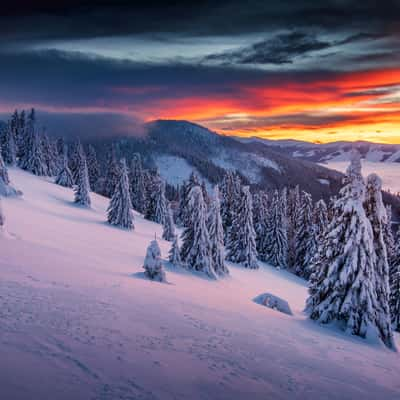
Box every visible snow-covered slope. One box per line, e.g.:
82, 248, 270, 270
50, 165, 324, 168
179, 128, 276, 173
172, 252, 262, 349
153, 154, 207, 186
1, 168, 399, 400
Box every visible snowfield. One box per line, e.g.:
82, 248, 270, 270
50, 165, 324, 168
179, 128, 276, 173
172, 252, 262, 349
1, 168, 400, 400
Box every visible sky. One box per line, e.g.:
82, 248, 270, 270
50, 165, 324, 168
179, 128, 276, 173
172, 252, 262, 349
0, 0, 400, 143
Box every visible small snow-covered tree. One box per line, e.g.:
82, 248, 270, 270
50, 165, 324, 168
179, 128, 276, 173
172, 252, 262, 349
19, 126, 48, 176
294, 191, 317, 279
220, 170, 241, 238
262, 190, 288, 269
87, 145, 100, 190
17, 108, 32, 163
145, 172, 167, 224
177, 172, 200, 227
143, 239, 166, 282
313, 199, 328, 240
103, 145, 120, 198
201, 180, 210, 208
306, 152, 395, 349
226, 186, 258, 269
42, 133, 58, 176
253, 191, 269, 256
0, 148, 10, 186
162, 204, 175, 241
107, 158, 134, 230
15, 109, 26, 158
383, 205, 395, 267
129, 153, 146, 213
0, 197, 4, 229
74, 156, 91, 207
208, 186, 229, 276
389, 227, 400, 332
0, 145, 21, 197
180, 186, 216, 279
168, 235, 182, 266
69, 140, 83, 183
287, 185, 301, 267
1, 121, 17, 165
55, 145, 74, 188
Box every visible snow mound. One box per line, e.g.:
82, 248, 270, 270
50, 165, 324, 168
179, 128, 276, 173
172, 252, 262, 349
253, 292, 293, 316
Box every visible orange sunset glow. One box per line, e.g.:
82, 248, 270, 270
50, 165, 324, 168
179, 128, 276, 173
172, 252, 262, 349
142, 68, 400, 143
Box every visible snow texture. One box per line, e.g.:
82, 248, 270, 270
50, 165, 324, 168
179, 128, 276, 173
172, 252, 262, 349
0, 168, 400, 399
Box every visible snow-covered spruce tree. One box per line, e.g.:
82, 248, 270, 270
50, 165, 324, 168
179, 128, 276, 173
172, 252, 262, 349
201, 180, 210, 208
383, 205, 395, 267
41, 133, 58, 176
219, 170, 235, 233
70, 141, 86, 183
294, 191, 317, 279
208, 186, 229, 276
162, 204, 175, 241
364, 173, 394, 346
327, 195, 338, 222
0, 145, 21, 197
169, 234, 182, 266
15, 109, 26, 158
143, 239, 166, 282
129, 153, 146, 213
220, 170, 242, 241
0, 148, 10, 186
103, 145, 120, 198
17, 108, 32, 164
226, 186, 258, 269
389, 227, 400, 332
287, 185, 301, 267
313, 199, 328, 240
74, 156, 91, 207
180, 186, 216, 279
145, 172, 167, 224
54, 137, 65, 173
86, 145, 100, 191
306, 152, 395, 349
177, 172, 200, 227
107, 158, 134, 230
19, 127, 48, 176
55, 145, 74, 188
68, 140, 81, 182
253, 191, 269, 256
262, 189, 288, 268
1, 121, 17, 165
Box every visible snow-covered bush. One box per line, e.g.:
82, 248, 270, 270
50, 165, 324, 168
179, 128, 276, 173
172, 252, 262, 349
143, 239, 166, 282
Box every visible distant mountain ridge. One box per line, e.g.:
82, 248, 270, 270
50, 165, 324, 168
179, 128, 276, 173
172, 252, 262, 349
91, 119, 344, 201
234, 136, 400, 163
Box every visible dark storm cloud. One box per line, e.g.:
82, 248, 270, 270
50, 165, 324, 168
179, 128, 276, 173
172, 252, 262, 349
1, 0, 399, 42
204, 31, 331, 65
0, 49, 335, 109
33, 112, 146, 139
